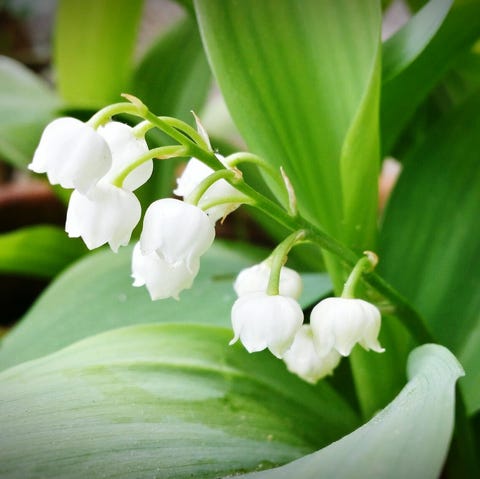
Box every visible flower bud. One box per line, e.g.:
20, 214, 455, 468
174, 156, 241, 222
97, 121, 152, 191
139, 198, 215, 271
283, 325, 341, 383
233, 261, 303, 299
131, 243, 199, 300
310, 297, 385, 357
65, 182, 141, 252
230, 292, 304, 358
29, 117, 111, 194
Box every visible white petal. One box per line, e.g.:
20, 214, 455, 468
283, 325, 341, 383
66, 183, 141, 252
174, 156, 243, 222
230, 293, 304, 358
174, 158, 213, 197
310, 297, 384, 357
131, 243, 199, 300
29, 117, 111, 194
139, 198, 215, 269
234, 261, 303, 299
97, 121, 152, 191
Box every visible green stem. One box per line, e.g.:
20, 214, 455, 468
267, 230, 306, 295
341, 252, 378, 299
226, 152, 284, 189
199, 195, 255, 212
88, 103, 144, 129
112, 145, 188, 188
185, 169, 239, 206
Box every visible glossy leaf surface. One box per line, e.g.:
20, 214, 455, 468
234, 344, 463, 479
0, 324, 357, 479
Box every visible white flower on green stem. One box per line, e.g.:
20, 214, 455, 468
174, 155, 241, 222
65, 182, 141, 252
139, 198, 215, 271
234, 261, 303, 299
283, 325, 341, 383
97, 121, 152, 191
310, 297, 384, 357
230, 292, 304, 358
28, 117, 111, 194
131, 243, 199, 300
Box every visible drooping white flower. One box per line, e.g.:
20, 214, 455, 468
97, 121, 152, 191
230, 292, 304, 358
234, 261, 303, 299
131, 243, 199, 300
310, 297, 385, 357
139, 198, 215, 271
283, 325, 341, 383
65, 182, 141, 252
28, 117, 111, 194
174, 156, 242, 222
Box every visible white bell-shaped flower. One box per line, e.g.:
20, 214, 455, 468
310, 297, 385, 357
97, 121, 152, 191
174, 156, 242, 222
131, 243, 199, 300
230, 292, 304, 358
139, 198, 215, 271
28, 117, 111, 194
234, 261, 303, 299
283, 325, 341, 383
66, 182, 141, 252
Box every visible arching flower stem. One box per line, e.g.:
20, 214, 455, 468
266, 230, 307, 296
112, 145, 188, 188
342, 251, 379, 299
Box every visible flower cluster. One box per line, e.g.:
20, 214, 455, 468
29, 118, 150, 252
30, 113, 240, 301
230, 260, 384, 384
31, 104, 385, 387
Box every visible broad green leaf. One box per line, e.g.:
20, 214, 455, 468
0, 56, 60, 168
0, 241, 330, 371
54, 0, 144, 108
379, 92, 480, 414
194, 0, 381, 288
0, 323, 358, 479
382, 0, 453, 82
131, 16, 210, 123
0, 225, 86, 278
130, 15, 212, 201
381, 0, 480, 153
234, 344, 463, 479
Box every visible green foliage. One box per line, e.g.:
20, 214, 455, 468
0, 56, 60, 168
0, 242, 329, 371
194, 0, 381, 290
0, 225, 86, 278
54, 0, 144, 108
0, 323, 357, 479
235, 344, 464, 479
380, 92, 480, 414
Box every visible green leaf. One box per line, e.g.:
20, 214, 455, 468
381, 0, 480, 153
0, 225, 86, 278
0, 241, 330, 371
0, 56, 60, 168
382, 0, 453, 82
54, 0, 144, 108
194, 0, 381, 287
130, 14, 212, 201
379, 92, 480, 414
234, 344, 464, 479
0, 323, 358, 478
131, 16, 211, 123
